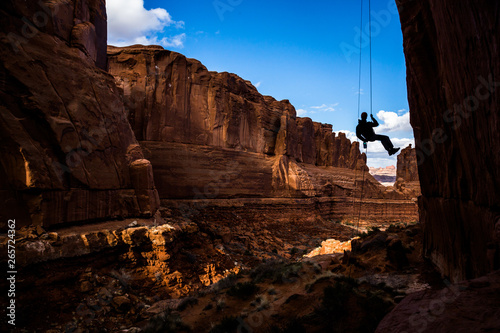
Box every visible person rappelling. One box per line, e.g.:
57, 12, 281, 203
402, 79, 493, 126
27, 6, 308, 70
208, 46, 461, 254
356, 112, 400, 156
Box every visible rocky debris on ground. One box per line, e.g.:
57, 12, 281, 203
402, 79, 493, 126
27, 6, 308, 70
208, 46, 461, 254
1, 220, 438, 332
123, 223, 435, 332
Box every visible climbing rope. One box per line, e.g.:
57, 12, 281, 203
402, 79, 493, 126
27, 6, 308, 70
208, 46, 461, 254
356, 0, 364, 119
356, 145, 368, 234
351, 0, 373, 237
368, 0, 373, 117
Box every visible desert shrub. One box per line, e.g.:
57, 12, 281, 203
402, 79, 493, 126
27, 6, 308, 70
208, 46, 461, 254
227, 281, 259, 300
177, 296, 198, 312
216, 298, 226, 311
210, 273, 238, 292
143, 309, 191, 333
250, 260, 302, 284
251, 294, 271, 311
359, 226, 382, 239
267, 287, 277, 295
209, 316, 250, 333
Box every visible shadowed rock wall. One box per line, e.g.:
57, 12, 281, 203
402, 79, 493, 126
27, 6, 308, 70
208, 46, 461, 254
0, 0, 159, 229
397, 0, 500, 281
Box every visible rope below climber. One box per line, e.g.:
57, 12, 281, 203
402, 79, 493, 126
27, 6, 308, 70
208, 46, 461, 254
356, 112, 400, 156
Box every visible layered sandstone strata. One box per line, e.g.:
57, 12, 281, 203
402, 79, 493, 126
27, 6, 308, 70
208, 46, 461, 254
107, 45, 366, 170
107, 46, 385, 200
397, 0, 500, 280
0, 0, 159, 229
394, 145, 421, 197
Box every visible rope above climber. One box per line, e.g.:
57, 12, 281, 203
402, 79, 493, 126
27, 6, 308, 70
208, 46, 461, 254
356, 112, 400, 156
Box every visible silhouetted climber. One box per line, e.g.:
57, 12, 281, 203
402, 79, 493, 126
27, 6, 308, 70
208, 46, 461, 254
356, 112, 400, 155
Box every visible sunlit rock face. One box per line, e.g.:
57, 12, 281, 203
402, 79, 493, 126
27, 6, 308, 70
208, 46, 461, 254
106, 45, 421, 223
107, 45, 372, 198
397, 0, 500, 281
107, 45, 366, 168
394, 146, 421, 197
0, 0, 159, 229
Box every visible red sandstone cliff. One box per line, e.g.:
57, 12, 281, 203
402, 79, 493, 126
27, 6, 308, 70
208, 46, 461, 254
107, 45, 384, 200
0, 0, 159, 229
107, 45, 365, 169
397, 0, 500, 281
394, 145, 421, 197
0, 1, 417, 231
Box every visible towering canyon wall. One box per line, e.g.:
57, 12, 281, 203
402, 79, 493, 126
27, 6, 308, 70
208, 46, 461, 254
0, 0, 159, 229
397, 0, 500, 281
107, 45, 365, 168
107, 45, 372, 199
0, 0, 418, 231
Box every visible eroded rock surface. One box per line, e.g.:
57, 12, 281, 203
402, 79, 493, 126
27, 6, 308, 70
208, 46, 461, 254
376, 270, 500, 333
0, 0, 159, 229
106, 45, 419, 212
107, 45, 366, 169
394, 145, 421, 198
397, 0, 500, 281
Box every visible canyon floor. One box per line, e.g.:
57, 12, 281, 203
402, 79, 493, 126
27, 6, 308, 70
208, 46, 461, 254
1, 203, 436, 333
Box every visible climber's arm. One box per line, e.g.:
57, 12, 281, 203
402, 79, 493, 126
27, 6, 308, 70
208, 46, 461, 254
370, 114, 379, 127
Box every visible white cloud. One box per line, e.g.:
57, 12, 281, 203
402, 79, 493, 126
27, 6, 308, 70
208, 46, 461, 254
337, 130, 415, 167
375, 110, 412, 133
131, 33, 186, 48
254, 81, 262, 88
392, 137, 415, 149
175, 21, 186, 29
107, 0, 185, 48
296, 109, 308, 116
363, 137, 415, 167
311, 104, 327, 109
309, 103, 338, 112
337, 130, 358, 143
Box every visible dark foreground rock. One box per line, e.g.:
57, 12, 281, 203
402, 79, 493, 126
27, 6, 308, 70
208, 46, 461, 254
397, 0, 500, 281
0, 0, 159, 230
376, 270, 500, 333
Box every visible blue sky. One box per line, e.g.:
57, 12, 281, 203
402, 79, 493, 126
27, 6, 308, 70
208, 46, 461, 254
107, 0, 414, 167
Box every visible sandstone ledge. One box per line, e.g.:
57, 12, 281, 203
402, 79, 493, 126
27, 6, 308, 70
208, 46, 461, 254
0, 215, 192, 267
